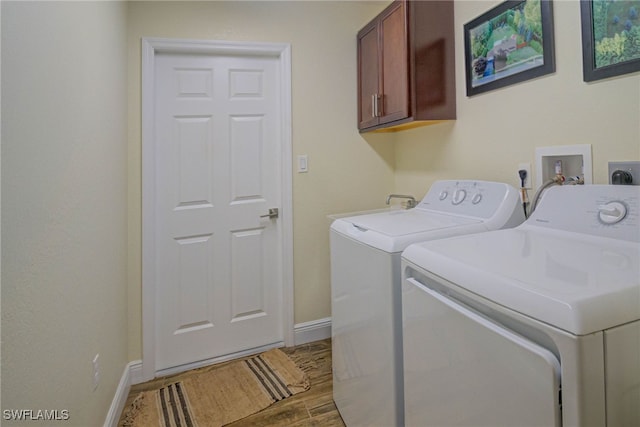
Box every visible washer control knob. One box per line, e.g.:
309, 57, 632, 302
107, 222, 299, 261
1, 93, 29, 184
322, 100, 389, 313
452, 189, 466, 205
439, 191, 448, 201
471, 193, 482, 204
598, 202, 627, 224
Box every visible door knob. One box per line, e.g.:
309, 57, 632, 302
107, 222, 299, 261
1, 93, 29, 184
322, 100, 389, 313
260, 208, 279, 219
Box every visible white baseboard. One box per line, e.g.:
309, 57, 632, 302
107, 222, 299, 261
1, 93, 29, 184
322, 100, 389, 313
103, 360, 139, 427
128, 360, 144, 385
294, 317, 331, 345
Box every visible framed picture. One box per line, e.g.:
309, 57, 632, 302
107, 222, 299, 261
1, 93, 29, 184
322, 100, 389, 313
464, 0, 556, 96
581, 0, 640, 82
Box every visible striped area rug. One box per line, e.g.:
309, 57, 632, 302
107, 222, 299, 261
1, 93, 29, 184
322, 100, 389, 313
121, 348, 309, 427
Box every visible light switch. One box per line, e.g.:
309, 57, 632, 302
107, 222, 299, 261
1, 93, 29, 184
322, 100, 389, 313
298, 155, 308, 173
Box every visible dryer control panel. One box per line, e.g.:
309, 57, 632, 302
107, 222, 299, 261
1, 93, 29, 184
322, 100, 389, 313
527, 185, 639, 242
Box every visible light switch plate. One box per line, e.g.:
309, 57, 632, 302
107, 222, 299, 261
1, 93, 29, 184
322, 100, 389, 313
297, 155, 308, 173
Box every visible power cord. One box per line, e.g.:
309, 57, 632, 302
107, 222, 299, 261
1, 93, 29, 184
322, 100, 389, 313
518, 169, 529, 218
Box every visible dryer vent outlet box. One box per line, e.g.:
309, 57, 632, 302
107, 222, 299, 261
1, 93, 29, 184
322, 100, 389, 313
535, 145, 592, 188
608, 161, 640, 185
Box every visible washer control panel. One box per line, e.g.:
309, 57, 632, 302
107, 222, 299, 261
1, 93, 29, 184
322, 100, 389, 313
417, 180, 519, 220
528, 185, 639, 242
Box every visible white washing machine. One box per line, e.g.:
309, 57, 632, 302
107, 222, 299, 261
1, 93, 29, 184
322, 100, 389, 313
330, 180, 525, 427
401, 185, 640, 427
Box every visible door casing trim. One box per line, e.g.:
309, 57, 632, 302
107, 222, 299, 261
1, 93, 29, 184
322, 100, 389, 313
141, 37, 293, 382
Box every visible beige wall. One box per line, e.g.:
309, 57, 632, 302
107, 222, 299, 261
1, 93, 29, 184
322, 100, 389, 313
394, 0, 640, 196
126, 1, 395, 359
1, 1, 129, 425
127, 0, 640, 361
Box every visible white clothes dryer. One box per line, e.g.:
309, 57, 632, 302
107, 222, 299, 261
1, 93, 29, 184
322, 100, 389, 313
401, 185, 639, 427
330, 180, 525, 427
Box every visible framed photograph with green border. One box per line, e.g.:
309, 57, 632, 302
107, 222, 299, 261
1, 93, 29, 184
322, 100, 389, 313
581, 0, 640, 82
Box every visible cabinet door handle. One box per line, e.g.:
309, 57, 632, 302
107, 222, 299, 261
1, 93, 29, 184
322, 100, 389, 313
371, 94, 377, 118
371, 94, 382, 117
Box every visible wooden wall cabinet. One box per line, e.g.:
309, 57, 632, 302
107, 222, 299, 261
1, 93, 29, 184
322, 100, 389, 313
357, 0, 456, 133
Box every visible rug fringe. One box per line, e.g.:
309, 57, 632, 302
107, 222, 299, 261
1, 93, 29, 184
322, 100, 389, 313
293, 358, 317, 373
286, 350, 318, 373
120, 392, 146, 427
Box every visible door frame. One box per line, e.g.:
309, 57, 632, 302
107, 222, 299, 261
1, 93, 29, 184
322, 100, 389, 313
141, 37, 293, 381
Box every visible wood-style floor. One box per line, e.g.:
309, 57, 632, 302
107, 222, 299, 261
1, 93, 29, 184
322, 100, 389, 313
118, 339, 345, 426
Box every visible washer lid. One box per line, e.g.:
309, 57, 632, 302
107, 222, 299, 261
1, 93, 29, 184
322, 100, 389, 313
331, 209, 482, 253
347, 209, 477, 236
402, 226, 640, 335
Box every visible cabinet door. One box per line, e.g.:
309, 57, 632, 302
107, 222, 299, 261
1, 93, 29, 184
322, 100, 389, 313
379, 1, 409, 124
357, 21, 380, 130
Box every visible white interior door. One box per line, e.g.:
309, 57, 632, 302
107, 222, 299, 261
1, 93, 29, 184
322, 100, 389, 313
151, 46, 286, 372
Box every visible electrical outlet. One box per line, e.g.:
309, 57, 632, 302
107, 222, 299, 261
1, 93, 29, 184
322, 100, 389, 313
608, 161, 640, 185
518, 163, 531, 189
92, 354, 100, 390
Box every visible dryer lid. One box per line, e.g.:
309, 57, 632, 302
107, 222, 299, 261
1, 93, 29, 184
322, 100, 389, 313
403, 227, 640, 335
